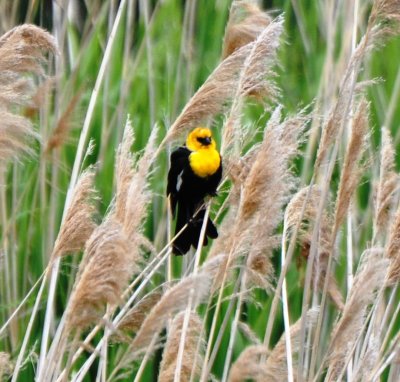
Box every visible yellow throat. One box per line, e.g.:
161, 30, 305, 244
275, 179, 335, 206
186, 127, 221, 178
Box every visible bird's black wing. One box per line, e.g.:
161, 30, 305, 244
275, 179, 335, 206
167, 146, 191, 216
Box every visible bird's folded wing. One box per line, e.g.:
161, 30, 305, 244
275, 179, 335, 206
166, 146, 191, 215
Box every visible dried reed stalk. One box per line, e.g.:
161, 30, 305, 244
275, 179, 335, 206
51, 168, 98, 259
374, 128, 398, 236
0, 24, 57, 162
326, 249, 388, 380
222, 0, 271, 59
158, 312, 204, 382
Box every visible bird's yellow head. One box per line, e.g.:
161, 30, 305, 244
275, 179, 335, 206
186, 127, 216, 151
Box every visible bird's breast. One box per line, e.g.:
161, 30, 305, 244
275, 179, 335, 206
189, 149, 221, 178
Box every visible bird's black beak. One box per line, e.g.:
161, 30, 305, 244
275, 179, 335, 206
204, 137, 211, 145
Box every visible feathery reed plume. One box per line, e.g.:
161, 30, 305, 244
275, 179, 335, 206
263, 309, 319, 381
374, 127, 398, 236
228, 310, 318, 381
117, 290, 162, 334
353, 333, 380, 381
131, 255, 225, 352
222, 17, 283, 152
114, 117, 136, 223
386, 204, 400, 283
333, 98, 369, 235
222, 0, 271, 59
158, 312, 204, 382
285, 186, 344, 310
120, 123, 158, 240
51, 168, 98, 259
165, 40, 256, 143
66, 217, 133, 330
0, 24, 56, 162
44, 91, 82, 154
371, 0, 400, 33
326, 249, 388, 381
314, 1, 397, 170
228, 345, 269, 382
238, 321, 262, 345
0, 352, 12, 380
234, 108, 307, 289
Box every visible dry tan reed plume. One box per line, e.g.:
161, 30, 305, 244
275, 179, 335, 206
333, 99, 369, 235
158, 312, 204, 382
233, 108, 307, 289
51, 168, 98, 259
285, 186, 344, 310
228, 310, 318, 382
0, 352, 12, 380
263, 309, 319, 381
316, 0, 400, 171
386, 204, 400, 283
66, 218, 133, 329
374, 128, 398, 236
0, 24, 56, 162
117, 290, 162, 335
118, 122, 158, 240
228, 345, 269, 382
222, 17, 283, 152
130, 255, 226, 353
114, 118, 136, 223
164, 42, 254, 143
222, 0, 271, 59
326, 249, 388, 381
353, 332, 380, 381
45, 91, 82, 153
66, 121, 157, 330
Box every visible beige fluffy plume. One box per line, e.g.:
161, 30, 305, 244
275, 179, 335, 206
66, 120, 157, 330
285, 186, 344, 310
66, 217, 133, 329
374, 127, 398, 236
326, 249, 388, 381
0, 24, 57, 162
237, 108, 307, 289
158, 312, 204, 382
52, 168, 98, 259
131, 255, 226, 353
333, 99, 369, 236
222, 0, 271, 59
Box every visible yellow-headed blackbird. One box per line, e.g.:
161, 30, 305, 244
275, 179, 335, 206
167, 127, 222, 255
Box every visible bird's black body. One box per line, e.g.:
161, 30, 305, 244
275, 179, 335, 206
167, 146, 222, 255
